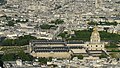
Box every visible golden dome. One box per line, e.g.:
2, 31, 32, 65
90, 26, 100, 43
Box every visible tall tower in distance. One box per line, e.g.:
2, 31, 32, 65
95, 0, 103, 8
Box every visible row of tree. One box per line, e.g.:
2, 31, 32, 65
1, 35, 37, 46
59, 30, 120, 42
71, 55, 83, 59
38, 57, 52, 64
88, 21, 118, 26
105, 42, 118, 48
0, 50, 33, 61
99, 53, 108, 59
40, 24, 56, 29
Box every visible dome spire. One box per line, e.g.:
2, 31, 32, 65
93, 25, 98, 31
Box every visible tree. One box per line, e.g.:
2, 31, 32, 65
105, 42, 118, 48
17, 35, 37, 45
88, 21, 118, 26
58, 33, 66, 38
14, 39, 28, 46
100, 31, 120, 42
38, 57, 52, 64
99, 53, 108, 58
17, 51, 31, 61
58, 30, 120, 42
2, 35, 37, 46
0, 60, 3, 68
6, 21, 15, 26
67, 30, 91, 41
48, 57, 52, 62
77, 55, 83, 59
109, 53, 116, 58
55, 19, 64, 24
40, 24, 56, 29
71, 55, 83, 59
1, 51, 33, 61
38, 58, 48, 64
1, 53, 15, 61
2, 39, 14, 46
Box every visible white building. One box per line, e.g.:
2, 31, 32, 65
87, 26, 105, 50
